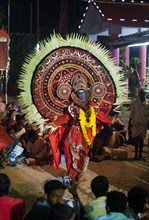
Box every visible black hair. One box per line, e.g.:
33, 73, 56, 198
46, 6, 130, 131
127, 186, 149, 214
43, 179, 66, 195
91, 175, 109, 198
106, 191, 127, 213
28, 129, 37, 140
0, 173, 11, 196
50, 203, 75, 220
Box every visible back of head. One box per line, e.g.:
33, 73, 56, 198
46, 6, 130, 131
50, 203, 75, 220
0, 173, 10, 196
91, 175, 109, 198
43, 178, 66, 195
127, 186, 149, 214
106, 191, 127, 213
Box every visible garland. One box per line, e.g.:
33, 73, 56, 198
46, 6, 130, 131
79, 106, 96, 146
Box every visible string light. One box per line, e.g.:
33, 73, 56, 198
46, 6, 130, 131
128, 42, 149, 47
78, 0, 148, 30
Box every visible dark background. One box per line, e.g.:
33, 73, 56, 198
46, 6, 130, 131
0, 0, 87, 96
0, 0, 148, 97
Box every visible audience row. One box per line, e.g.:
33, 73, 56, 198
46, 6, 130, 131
0, 173, 148, 220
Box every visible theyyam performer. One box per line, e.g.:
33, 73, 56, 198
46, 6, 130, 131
17, 33, 126, 182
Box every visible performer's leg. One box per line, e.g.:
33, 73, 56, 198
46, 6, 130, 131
48, 127, 66, 169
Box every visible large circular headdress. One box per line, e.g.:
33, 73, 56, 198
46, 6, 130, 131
17, 33, 125, 127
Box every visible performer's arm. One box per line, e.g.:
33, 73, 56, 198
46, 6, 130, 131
96, 110, 115, 124
52, 111, 70, 127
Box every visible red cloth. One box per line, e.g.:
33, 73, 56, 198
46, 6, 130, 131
49, 106, 114, 181
49, 126, 68, 169
0, 126, 13, 149
0, 196, 25, 220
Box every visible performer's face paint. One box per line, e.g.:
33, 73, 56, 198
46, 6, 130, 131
76, 89, 87, 101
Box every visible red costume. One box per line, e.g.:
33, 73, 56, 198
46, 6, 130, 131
49, 101, 114, 181
17, 34, 124, 182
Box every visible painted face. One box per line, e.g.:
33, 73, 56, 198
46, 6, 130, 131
47, 188, 65, 206
76, 89, 87, 101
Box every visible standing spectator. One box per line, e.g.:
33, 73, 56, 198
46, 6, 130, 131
128, 89, 148, 160
125, 186, 149, 220
93, 191, 131, 220
83, 175, 109, 220
0, 173, 26, 220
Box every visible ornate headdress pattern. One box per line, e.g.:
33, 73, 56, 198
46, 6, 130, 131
17, 33, 126, 127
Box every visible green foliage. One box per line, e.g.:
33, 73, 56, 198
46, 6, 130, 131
119, 47, 144, 98
120, 48, 141, 84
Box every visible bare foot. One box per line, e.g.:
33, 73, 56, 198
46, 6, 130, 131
77, 172, 87, 183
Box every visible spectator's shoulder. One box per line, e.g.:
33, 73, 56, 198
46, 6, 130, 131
24, 198, 51, 220
63, 197, 84, 220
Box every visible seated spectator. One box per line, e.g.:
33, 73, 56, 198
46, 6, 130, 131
83, 175, 109, 220
0, 173, 25, 220
93, 191, 131, 220
25, 129, 50, 165
100, 124, 113, 147
1, 127, 26, 167
112, 116, 128, 147
125, 186, 149, 220
5, 110, 17, 131
6, 102, 14, 112
91, 124, 112, 161
0, 125, 13, 168
20, 123, 32, 148
24, 176, 84, 220
50, 202, 75, 220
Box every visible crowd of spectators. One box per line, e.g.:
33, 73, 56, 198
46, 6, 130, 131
0, 173, 148, 220
0, 100, 52, 168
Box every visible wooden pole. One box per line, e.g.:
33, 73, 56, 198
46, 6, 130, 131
5, 0, 10, 104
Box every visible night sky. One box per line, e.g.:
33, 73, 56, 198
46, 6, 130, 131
0, 0, 85, 97
0, 0, 87, 33
0, 0, 61, 33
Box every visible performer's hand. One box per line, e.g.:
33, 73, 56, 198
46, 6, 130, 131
45, 123, 59, 133
112, 117, 118, 124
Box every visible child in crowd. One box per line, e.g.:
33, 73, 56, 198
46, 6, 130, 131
83, 176, 109, 220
